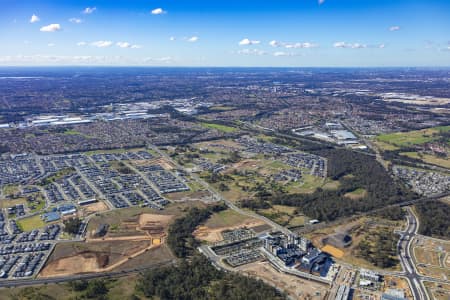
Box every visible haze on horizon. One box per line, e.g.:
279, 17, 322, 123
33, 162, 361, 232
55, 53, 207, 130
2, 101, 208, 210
0, 0, 449, 67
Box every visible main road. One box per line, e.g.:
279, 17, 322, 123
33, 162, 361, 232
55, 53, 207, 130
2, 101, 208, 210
397, 207, 428, 300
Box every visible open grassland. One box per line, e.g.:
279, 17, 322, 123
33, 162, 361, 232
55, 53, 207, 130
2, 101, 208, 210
1, 184, 20, 196
200, 122, 238, 133
203, 209, 250, 229
344, 188, 368, 200
209, 105, 236, 111
401, 152, 450, 169
0, 197, 27, 208
376, 126, 450, 148
17, 214, 46, 231
257, 205, 308, 228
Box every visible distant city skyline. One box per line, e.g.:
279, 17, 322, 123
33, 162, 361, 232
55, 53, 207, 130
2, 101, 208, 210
0, 0, 449, 67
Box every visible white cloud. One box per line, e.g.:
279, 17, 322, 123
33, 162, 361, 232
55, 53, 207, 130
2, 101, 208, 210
389, 26, 401, 31
40, 24, 61, 32
116, 42, 142, 49
169, 36, 176, 41
47, 43, 55, 47
83, 7, 96, 14
187, 36, 199, 42
333, 42, 367, 49
116, 42, 131, 48
91, 40, 113, 48
318, 0, 326, 5
30, 14, 40, 23
237, 49, 266, 56
77, 41, 87, 46
378, 44, 386, 49
151, 8, 166, 15
239, 38, 261, 46
69, 18, 83, 24
269, 40, 280, 47
270, 40, 318, 49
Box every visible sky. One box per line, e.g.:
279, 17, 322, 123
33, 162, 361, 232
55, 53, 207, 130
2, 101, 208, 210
0, 0, 449, 67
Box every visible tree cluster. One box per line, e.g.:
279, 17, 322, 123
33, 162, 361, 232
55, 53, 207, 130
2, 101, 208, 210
63, 217, 82, 235
167, 204, 226, 258
271, 149, 417, 221
137, 255, 285, 300
356, 228, 399, 268
415, 200, 450, 239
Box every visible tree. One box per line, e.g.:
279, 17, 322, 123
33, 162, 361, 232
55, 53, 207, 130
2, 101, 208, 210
63, 217, 82, 235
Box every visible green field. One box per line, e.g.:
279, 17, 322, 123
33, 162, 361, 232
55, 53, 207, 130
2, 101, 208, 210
17, 215, 46, 231
401, 152, 450, 169
204, 209, 251, 228
200, 122, 238, 133
376, 126, 450, 148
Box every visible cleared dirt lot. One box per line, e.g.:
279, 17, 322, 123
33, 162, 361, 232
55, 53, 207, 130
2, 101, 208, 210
39, 239, 154, 277
237, 261, 329, 299
80, 201, 109, 216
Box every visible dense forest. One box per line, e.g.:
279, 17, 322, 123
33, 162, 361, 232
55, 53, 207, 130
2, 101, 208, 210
137, 255, 286, 300
270, 149, 417, 221
415, 200, 450, 239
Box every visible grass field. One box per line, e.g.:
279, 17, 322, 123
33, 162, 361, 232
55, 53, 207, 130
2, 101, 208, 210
17, 215, 46, 231
200, 122, 238, 133
344, 188, 368, 200
1, 184, 20, 196
401, 152, 450, 169
0, 197, 27, 209
376, 126, 450, 148
204, 209, 249, 229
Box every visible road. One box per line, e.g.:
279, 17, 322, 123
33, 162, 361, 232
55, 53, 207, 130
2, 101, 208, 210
397, 207, 428, 300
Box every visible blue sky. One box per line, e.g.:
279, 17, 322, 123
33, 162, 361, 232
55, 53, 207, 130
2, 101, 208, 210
0, 0, 449, 66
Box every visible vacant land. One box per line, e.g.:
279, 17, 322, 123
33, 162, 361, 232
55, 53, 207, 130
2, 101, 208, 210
376, 126, 450, 148
237, 261, 330, 299
194, 209, 268, 243
413, 235, 450, 280
200, 122, 238, 133
308, 216, 403, 270
17, 214, 46, 231
401, 152, 450, 169
424, 281, 450, 300
0, 197, 27, 208
344, 188, 368, 200
258, 205, 308, 228
40, 239, 155, 277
